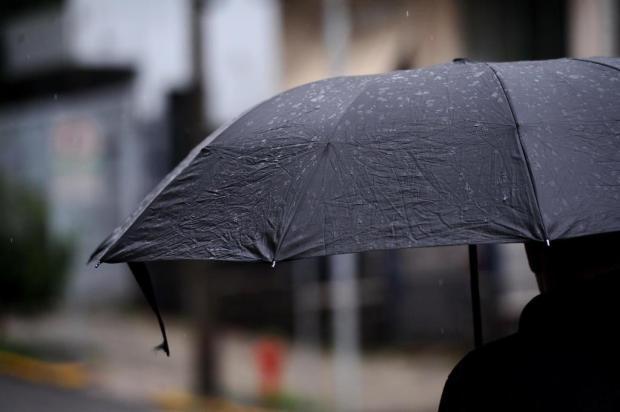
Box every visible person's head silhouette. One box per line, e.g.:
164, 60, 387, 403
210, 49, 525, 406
525, 231, 620, 293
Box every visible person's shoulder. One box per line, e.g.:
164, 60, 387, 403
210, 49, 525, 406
444, 333, 526, 390
453, 333, 521, 372
438, 334, 524, 412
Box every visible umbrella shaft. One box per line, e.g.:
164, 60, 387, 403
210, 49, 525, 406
469, 245, 483, 349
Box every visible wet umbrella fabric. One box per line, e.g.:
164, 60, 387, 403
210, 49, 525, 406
91, 57, 620, 354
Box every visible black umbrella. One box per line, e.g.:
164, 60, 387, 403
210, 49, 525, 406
91, 57, 620, 355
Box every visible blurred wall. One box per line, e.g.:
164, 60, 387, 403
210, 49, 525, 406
283, 0, 463, 89
569, 0, 619, 57
202, 0, 283, 125
0, 0, 192, 307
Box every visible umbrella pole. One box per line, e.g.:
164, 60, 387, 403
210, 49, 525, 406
469, 245, 483, 349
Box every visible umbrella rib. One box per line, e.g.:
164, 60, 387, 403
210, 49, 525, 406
483, 63, 550, 244
569, 57, 620, 74
328, 76, 375, 144
273, 78, 374, 260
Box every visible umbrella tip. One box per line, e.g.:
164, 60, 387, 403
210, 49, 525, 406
94, 261, 101, 269
272, 260, 276, 268
545, 239, 551, 247
453, 57, 471, 64
154, 341, 170, 357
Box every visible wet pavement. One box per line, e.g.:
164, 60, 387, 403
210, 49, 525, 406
0, 375, 154, 412
3, 311, 459, 412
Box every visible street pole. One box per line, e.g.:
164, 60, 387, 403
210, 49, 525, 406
292, 258, 323, 394
328, 254, 362, 411
187, 0, 219, 396
322, 1, 362, 409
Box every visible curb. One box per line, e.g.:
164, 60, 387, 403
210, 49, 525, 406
0, 350, 89, 389
153, 391, 279, 412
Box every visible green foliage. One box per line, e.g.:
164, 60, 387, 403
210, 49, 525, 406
0, 176, 72, 314
260, 392, 322, 411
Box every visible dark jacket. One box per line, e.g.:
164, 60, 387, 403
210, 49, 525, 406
439, 274, 620, 412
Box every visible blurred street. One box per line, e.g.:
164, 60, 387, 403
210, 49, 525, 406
3, 312, 194, 405
3, 311, 458, 411
0, 376, 154, 412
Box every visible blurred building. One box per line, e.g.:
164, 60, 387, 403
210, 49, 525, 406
0, 0, 192, 306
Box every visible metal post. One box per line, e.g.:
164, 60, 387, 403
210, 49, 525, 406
292, 259, 323, 394
329, 254, 361, 412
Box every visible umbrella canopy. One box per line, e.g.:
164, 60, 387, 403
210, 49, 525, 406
91, 57, 620, 355
93, 57, 620, 265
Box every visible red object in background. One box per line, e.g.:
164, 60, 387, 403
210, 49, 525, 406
254, 338, 285, 398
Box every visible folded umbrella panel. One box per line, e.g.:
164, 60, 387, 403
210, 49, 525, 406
492, 58, 620, 240
330, 62, 515, 146
101, 142, 327, 262
294, 63, 547, 257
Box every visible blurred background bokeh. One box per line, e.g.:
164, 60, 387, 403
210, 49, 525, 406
0, 1, 618, 411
